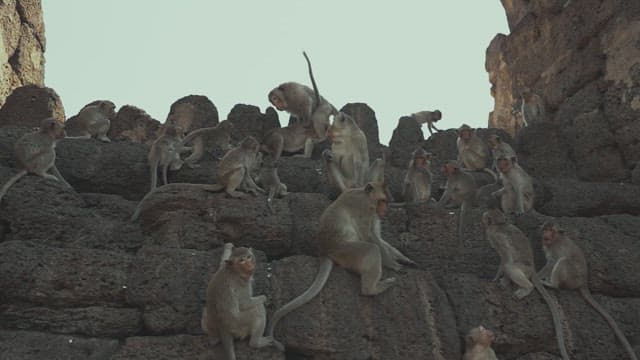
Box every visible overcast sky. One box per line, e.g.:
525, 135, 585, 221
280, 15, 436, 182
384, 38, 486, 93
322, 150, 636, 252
42, 1, 509, 145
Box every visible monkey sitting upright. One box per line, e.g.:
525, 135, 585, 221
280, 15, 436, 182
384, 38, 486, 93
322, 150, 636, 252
491, 156, 534, 215
64, 100, 116, 142
322, 112, 369, 192
463, 326, 498, 360
486, 134, 516, 173
267, 182, 414, 340
456, 124, 496, 180
254, 154, 288, 214
201, 243, 283, 360
402, 148, 433, 204
538, 222, 638, 360
0, 118, 72, 203
411, 110, 442, 136
438, 160, 477, 244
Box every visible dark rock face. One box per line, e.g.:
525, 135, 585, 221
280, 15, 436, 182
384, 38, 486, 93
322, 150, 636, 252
169, 94, 220, 130
487, 0, 640, 182
0, 85, 65, 126
228, 104, 280, 144
107, 105, 161, 145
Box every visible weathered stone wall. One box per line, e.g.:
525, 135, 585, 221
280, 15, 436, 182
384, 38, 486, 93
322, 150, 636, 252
487, 0, 640, 182
0, 0, 45, 106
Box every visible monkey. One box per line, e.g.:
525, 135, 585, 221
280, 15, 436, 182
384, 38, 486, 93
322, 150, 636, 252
486, 134, 517, 173
322, 112, 369, 192
411, 110, 442, 135
402, 148, 433, 204
491, 156, 534, 215
254, 154, 288, 214
0, 117, 72, 203
482, 208, 570, 360
456, 124, 497, 180
64, 100, 116, 142
267, 182, 414, 339
166, 102, 197, 134
201, 243, 283, 360
179, 120, 234, 167
463, 326, 498, 360
130, 136, 264, 222
537, 222, 638, 360
260, 122, 318, 161
147, 123, 191, 191
520, 87, 546, 127
438, 160, 477, 244
268, 51, 337, 140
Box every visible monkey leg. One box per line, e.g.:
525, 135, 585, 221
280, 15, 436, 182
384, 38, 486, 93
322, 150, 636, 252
224, 168, 248, 198
184, 137, 204, 167
149, 160, 159, 190
302, 137, 313, 158
161, 162, 170, 186
49, 165, 72, 188
334, 241, 396, 296
247, 304, 283, 351
310, 104, 332, 141
0, 170, 27, 203
219, 331, 237, 360
322, 149, 346, 192
546, 257, 569, 288
504, 264, 534, 299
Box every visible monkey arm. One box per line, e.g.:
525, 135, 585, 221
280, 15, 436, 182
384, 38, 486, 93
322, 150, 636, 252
219, 243, 233, 267
491, 187, 505, 198
515, 184, 526, 214
536, 260, 554, 280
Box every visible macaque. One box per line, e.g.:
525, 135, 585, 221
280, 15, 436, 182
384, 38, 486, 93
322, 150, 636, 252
322, 112, 369, 192
0, 118, 71, 203
255, 154, 288, 214
487, 134, 517, 173
402, 148, 433, 203
456, 124, 496, 180
147, 123, 191, 191
411, 110, 442, 135
521, 88, 546, 126
538, 222, 638, 360
201, 243, 283, 359
491, 156, 534, 215
463, 326, 498, 360
64, 100, 116, 142
267, 182, 414, 339
438, 160, 477, 244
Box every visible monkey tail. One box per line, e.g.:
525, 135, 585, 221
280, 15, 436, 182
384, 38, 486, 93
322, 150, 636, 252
0, 170, 27, 203
579, 287, 638, 360
302, 51, 321, 110
482, 168, 498, 181
267, 257, 333, 337
180, 127, 210, 147
532, 275, 571, 360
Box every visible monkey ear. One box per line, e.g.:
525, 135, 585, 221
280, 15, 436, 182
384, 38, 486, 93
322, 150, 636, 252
364, 183, 374, 193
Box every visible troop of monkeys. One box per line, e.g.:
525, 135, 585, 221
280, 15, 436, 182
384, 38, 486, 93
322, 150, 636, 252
0, 52, 635, 360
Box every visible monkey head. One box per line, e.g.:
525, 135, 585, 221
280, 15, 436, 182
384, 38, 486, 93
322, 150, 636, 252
441, 160, 461, 177
481, 208, 506, 228
326, 112, 357, 141
457, 124, 474, 140
412, 148, 433, 169
541, 222, 561, 248
432, 110, 442, 121
466, 326, 494, 349
364, 182, 389, 218
240, 136, 260, 153
496, 157, 512, 174
268, 86, 287, 111
487, 134, 501, 149
226, 246, 256, 281
40, 117, 66, 140
99, 100, 117, 119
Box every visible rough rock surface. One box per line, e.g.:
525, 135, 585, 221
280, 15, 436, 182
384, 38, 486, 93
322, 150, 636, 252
0, 85, 65, 126
0, 0, 45, 106
487, 0, 640, 182
107, 105, 161, 145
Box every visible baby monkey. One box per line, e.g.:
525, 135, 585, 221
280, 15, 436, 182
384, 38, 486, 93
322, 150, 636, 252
463, 326, 497, 360
202, 243, 283, 360
147, 123, 191, 190
255, 154, 288, 214
0, 118, 71, 203
411, 109, 442, 135
538, 222, 638, 360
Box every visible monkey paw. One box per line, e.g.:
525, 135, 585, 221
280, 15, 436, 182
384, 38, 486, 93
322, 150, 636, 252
321, 149, 334, 161
514, 287, 533, 299
269, 337, 285, 352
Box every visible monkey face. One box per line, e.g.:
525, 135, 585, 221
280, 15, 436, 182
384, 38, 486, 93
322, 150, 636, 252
228, 247, 256, 278
100, 101, 117, 118
268, 90, 287, 111
460, 129, 472, 140
241, 136, 260, 152
42, 118, 66, 139
487, 135, 500, 149
475, 326, 494, 345
441, 163, 458, 177
433, 110, 442, 121
365, 182, 389, 218
497, 158, 511, 174
542, 226, 557, 248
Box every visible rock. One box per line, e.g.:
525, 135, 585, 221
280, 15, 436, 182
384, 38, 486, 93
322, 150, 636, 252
168, 94, 220, 130
269, 256, 460, 359
107, 105, 161, 145
228, 104, 279, 144
0, 85, 65, 126
340, 103, 382, 159
0, 330, 119, 360
389, 116, 424, 168
0, 1, 45, 105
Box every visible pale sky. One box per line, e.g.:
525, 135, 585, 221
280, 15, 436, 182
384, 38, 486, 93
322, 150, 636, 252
42, 1, 509, 145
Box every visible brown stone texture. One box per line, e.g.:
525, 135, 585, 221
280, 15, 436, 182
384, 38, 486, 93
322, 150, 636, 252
0, 0, 45, 107
107, 105, 161, 145
488, 0, 640, 182
0, 85, 65, 126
